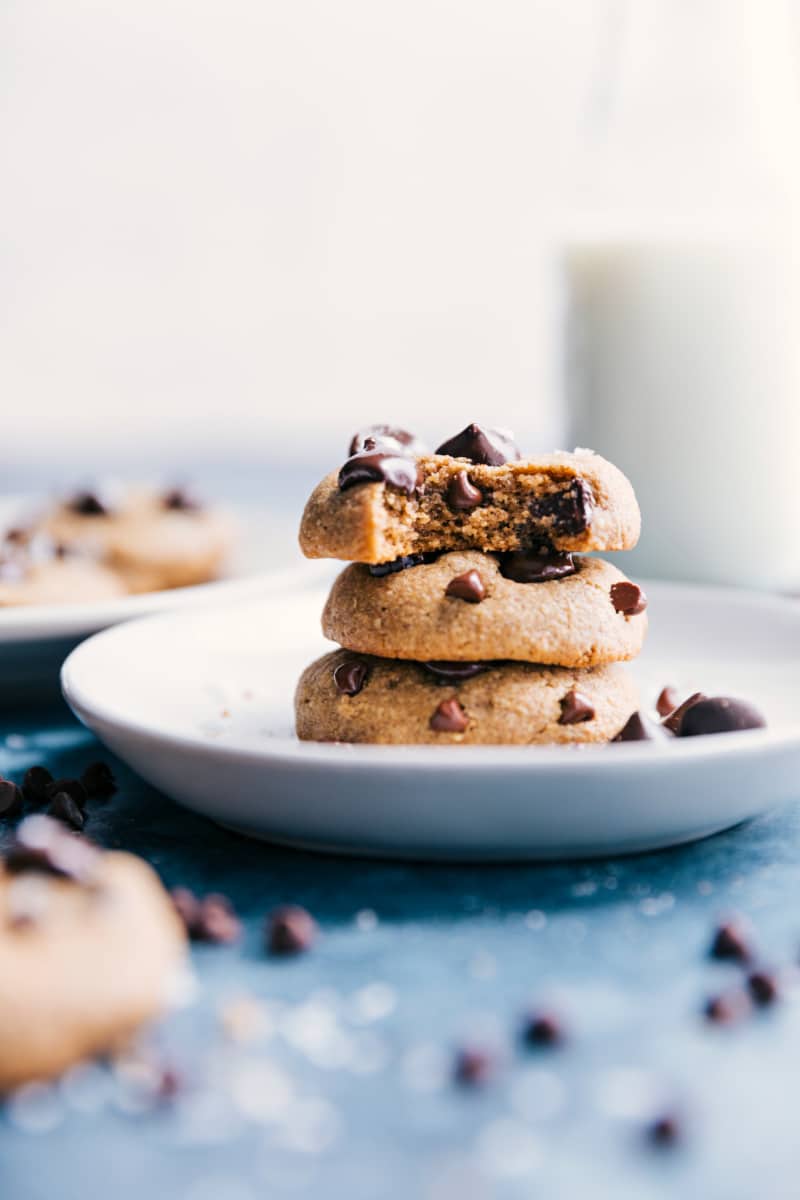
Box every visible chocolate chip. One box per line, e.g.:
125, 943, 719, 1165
4, 527, 29, 546
368, 553, 437, 577
447, 470, 483, 511
422, 661, 491, 683
704, 990, 750, 1024
44, 777, 88, 811
656, 686, 679, 719
429, 697, 469, 732
529, 479, 593, 536
47, 791, 86, 831
80, 761, 117, 799
610, 581, 648, 616
338, 451, 418, 495
612, 711, 669, 742
453, 1046, 496, 1086
266, 904, 318, 955
662, 691, 706, 735
445, 569, 486, 603
162, 487, 202, 512
435, 423, 520, 466
67, 490, 111, 516
171, 887, 201, 933
558, 690, 595, 725
349, 425, 426, 457
522, 1011, 564, 1047
22, 765, 54, 808
0, 779, 24, 819
678, 696, 767, 737
333, 657, 369, 697
498, 548, 577, 583
748, 970, 780, 1007
171, 887, 242, 943
710, 919, 752, 963
647, 1114, 681, 1148
5, 815, 99, 883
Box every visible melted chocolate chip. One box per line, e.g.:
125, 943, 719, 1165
498, 548, 577, 584
266, 904, 318, 955
453, 1046, 496, 1086
67, 490, 111, 516
612, 711, 669, 742
435, 423, 520, 466
656, 686, 679, 719
368, 553, 436, 577
349, 425, 426, 457
704, 990, 750, 1024
0, 779, 24, 819
22, 765, 54, 808
530, 479, 593, 536
678, 696, 766, 737
558, 690, 595, 725
47, 791, 85, 831
333, 657, 369, 697
748, 970, 780, 1006
429, 697, 469, 733
710, 919, 752, 963
447, 470, 483, 511
522, 1011, 564, 1047
445, 570, 486, 603
81, 761, 117, 799
422, 661, 491, 683
662, 691, 706, 735
610, 581, 648, 616
338, 451, 418, 495
6, 815, 99, 883
163, 487, 202, 512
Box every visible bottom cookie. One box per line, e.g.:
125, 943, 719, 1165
295, 650, 638, 745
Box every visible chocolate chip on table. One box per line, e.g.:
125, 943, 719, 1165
0, 779, 24, 819
67, 490, 111, 516
80, 760, 117, 799
558, 690, 595, 725
435, 423, 520, 466
171, 887, 242, 944
529, 479, 593, 536
333, 657, 369, 697
162, 487, 202, 512
22, 766, 54, 808
338, 451, 418, 495
748, 970, 780, 1007
368, 553, 437, 577
349, 425, 427, 457
5, 815, 99, 883
704, 989, 751, 1024
710, 918, 752, 963
610, 581, 648, 616
656, 686, 679, 719
498, 548, 577, 584
612, 712, 669, 742
661, 691, 706, 735
453, 1046, 496, 1086
445, 570, 486, 603
44, 777, 88, 811
678, 696, 767, 737
647, 1113, 681, 1148
47, 791, 86, 831
447, 470, 484, 511
423, 661, 490, 683
522, 1011, 565, 1047
266, 904, 318, 955
429, 697, 469, 733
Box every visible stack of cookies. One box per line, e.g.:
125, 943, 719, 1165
295, 423, 647, 745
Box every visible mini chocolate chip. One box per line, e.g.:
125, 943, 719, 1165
704, 990, 750, 1024
338, 451, 418, 495
498, 548, 577, 584
47, 791, 85, 832
6, 815, 99, 883
422, 661, 491, 683
530, 479, 593, 536
0, 779, 24, 819
453, 1046, 496, 1086
429, 697, 469, 733
610, 581, 648, 616
445, 569, 486, 603
656, 686, 679, 719
171, 887, 241, 943
447, 470, 483, 511
349, 425, 427, 457
44, 777, 88, 811
22, 765, 54, 807
266, 904, 318, 955
662, 691, 706, 735
435, 423, 520, 466
678, 696, 767, 737
67, 490, 110, 516
612, 711, 669, 742
80, 761, 117, 799
368, 553, 437, 577
522, 1011, 564, 1047
162, 487, 202, 512
558, 690, 595, 725
748, 969, 780, 1007
647, 1114, 681, 1148
710, 919, 752, 963
333, 658, 369, 697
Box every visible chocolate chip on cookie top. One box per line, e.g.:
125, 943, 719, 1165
558, 690, 595, 725
5, 815, 100, 883
435, 422, 520, 466
338, 451, 419, 496
349, 425, 428, 457
445, 569, 486, 603
66, 489, 113, 516
610, 581, 648, 616
447, 470, 483, 511
429, 697, 469, 732
162, 486, 203, 512
498, 548, 577, 584
333, 657, 370, 696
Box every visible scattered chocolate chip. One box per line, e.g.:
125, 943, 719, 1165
748, 969, 780, 1007
498, 548, 577, 584
678, 696, 767, 737
5, 815, 99, 883
67, 490, 110, 516
612, 711, 669, 742
529, 479, 593, 536
266, 904, 318, 955
22, 765, 54, 808
610, 581, 648, 616
44, 777, 88, 811
647, 1113, 681, 1148
435, 423, 520, 466
447, 470, 483, 511
46, 791, 86, 831
558, 690, 595, 725
422, 661, 491, 683
333, 657, 369, 697
162, 487, 202, 512
367, 553, 437, 577
710, 919, 752, 963
522, 1011, 565, 1047
429, 697, 469, 733
656, 686, 679, 719
80, 760, 117, 799
171, 887, 241, 943
704, 989, 750, 1024
453, 1046, 496, 1086
662, 691, 706, 735
445, 569, 486, 603
349, 425, 427, 457
0, 779, 24, 819
338, 451, 418, 495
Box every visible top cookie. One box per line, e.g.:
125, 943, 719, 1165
299, 424, 640, 564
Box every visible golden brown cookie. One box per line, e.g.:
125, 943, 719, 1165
0, 558, 126, 607
322, 550, 647, 667
295, 649, 638, 745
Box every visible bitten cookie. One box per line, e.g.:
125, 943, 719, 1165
0, 818, 186, 1091
299, 424, 640, 564
295, 650, 638, 745
323, 550, 648, 667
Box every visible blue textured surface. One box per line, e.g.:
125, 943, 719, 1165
1, 705, 800, 1200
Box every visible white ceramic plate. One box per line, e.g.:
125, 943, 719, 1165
61, 579, 800, 861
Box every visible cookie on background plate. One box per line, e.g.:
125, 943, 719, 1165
295, 650, 638, 745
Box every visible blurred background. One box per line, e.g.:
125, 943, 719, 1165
3, 0, 800, 583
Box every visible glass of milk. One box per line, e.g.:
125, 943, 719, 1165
562, 0, 800, 589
